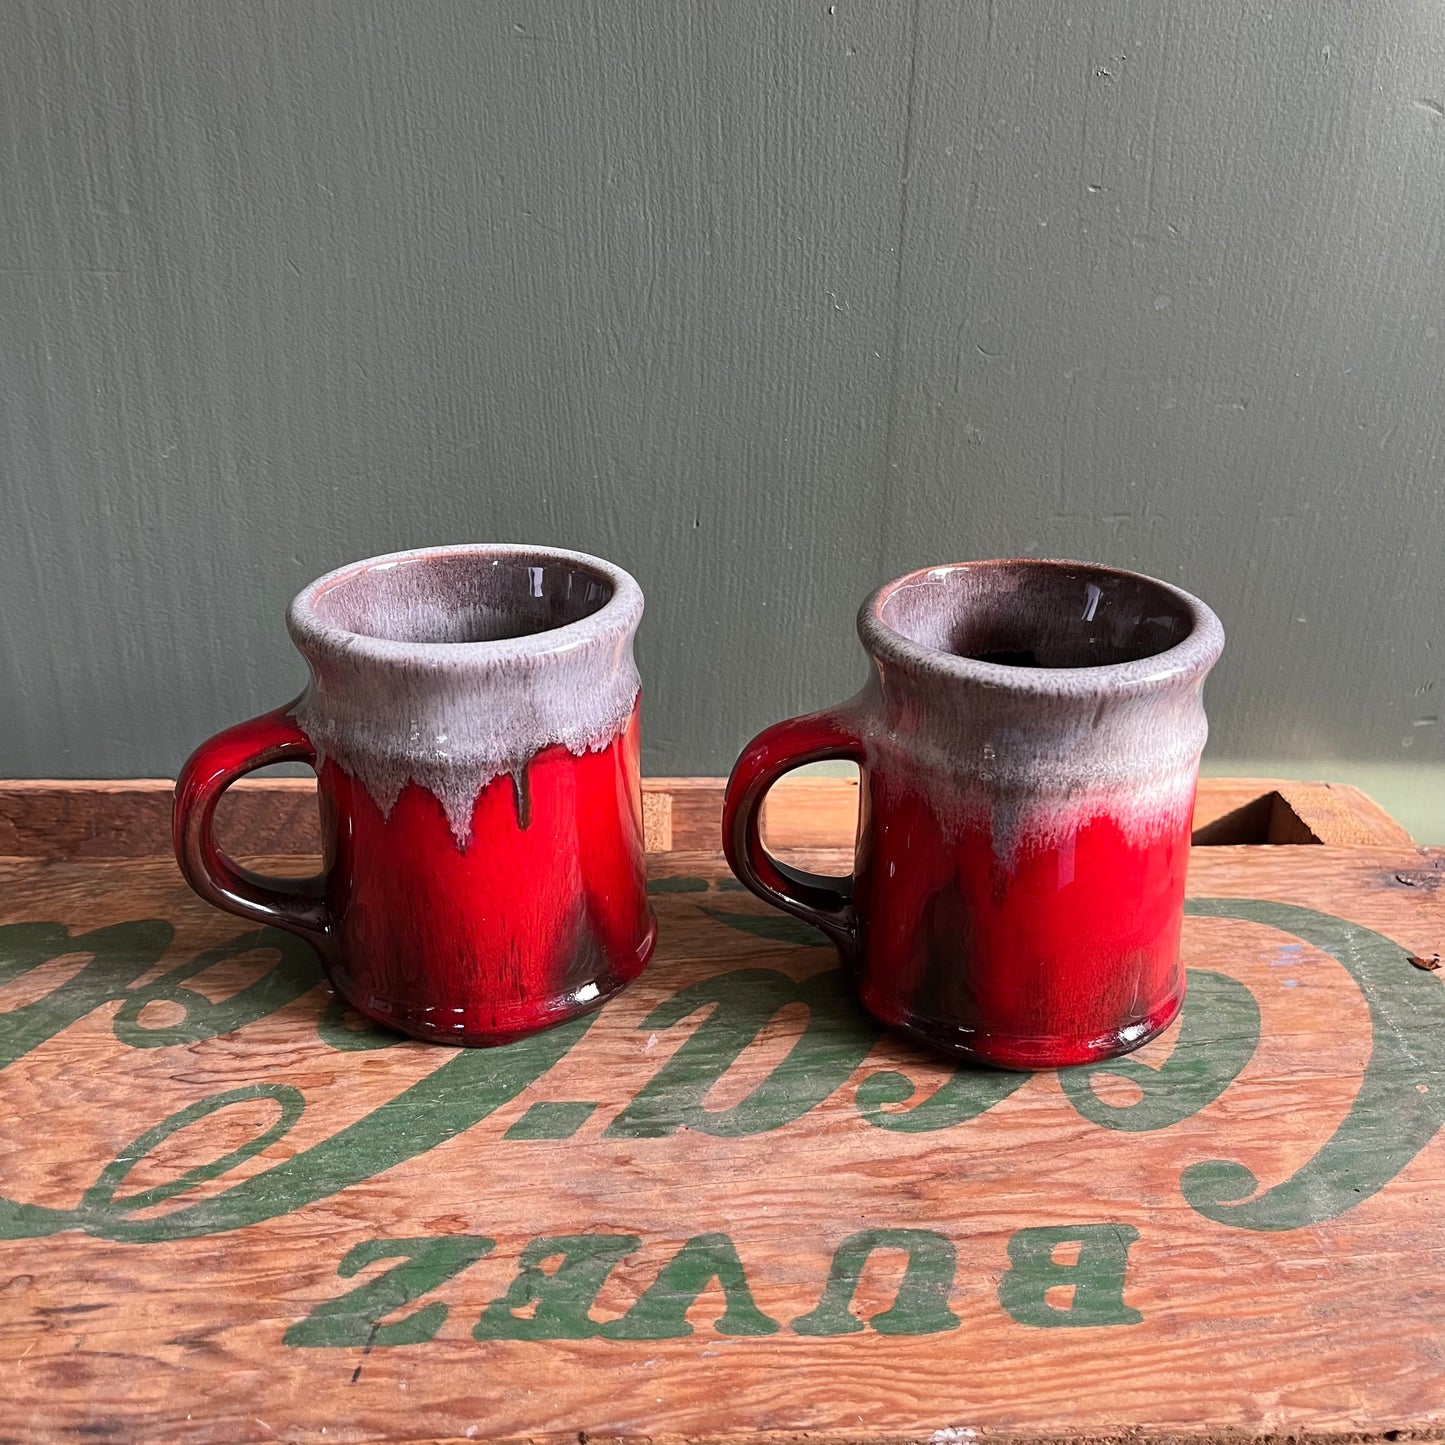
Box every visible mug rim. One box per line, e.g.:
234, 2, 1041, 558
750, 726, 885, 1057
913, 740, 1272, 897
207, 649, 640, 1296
857, 557, 1224, 694
287, 542, 644, 666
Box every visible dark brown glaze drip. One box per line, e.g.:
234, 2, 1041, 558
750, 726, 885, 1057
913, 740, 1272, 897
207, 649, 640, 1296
511, 768, 532, 830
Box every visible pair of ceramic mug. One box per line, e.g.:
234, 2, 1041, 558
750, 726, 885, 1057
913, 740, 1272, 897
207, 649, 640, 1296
174, 543, 1224, 1070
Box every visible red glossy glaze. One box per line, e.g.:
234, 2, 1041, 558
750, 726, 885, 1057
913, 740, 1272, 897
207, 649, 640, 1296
175, 703, 653, 1046
851, 780, 1189, 1069
723, 559, 1223, 1071
321, 706, 653, 1043
724, 706, 1190, 1069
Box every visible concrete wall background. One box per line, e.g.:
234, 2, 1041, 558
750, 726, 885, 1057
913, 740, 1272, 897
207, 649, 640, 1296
3, 1, 1442, 837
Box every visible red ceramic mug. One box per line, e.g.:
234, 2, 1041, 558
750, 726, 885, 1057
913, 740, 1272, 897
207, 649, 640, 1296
723, 559, 1225, 1069
174, 544, 656, 1045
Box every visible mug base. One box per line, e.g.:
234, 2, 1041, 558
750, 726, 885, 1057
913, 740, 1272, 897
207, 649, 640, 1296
863, 980, 1185, 1071
331, 919, 658, 1048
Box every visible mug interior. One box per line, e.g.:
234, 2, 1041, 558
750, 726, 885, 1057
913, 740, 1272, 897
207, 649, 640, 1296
877, 561, 1195, 668
310, 551, 614, 644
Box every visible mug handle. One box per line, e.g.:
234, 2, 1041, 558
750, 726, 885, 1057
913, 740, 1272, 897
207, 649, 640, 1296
722, 707, 865, 956
173, 702, 331, 950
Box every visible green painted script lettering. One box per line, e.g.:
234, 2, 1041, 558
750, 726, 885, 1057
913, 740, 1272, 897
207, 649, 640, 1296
604, 968, 879, 1138
601, 1232, 779, 1338
315, 993, 406, 1051
1180, 900, 1445, 1230
113, 927, 321, 1049
474, 1234, 640, 1340
286, 1236, 495, 1347
998, 1224, 1143, 1328
0, 920, 173, 1069
0, 900, 1440, 1242
0, 1014, 594, 1242
1059, 968, 1261, 1132
855, 1067, 1024, 1131
291, 1223, 1143, 1345
792, 1228, 959, 1335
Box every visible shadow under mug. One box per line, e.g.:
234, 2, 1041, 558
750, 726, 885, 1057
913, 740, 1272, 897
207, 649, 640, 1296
723, 559, 1225, 1069
173, 543, 656, 1046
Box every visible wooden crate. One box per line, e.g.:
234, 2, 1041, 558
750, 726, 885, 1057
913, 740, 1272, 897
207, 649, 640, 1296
0, 778, 1441, 1444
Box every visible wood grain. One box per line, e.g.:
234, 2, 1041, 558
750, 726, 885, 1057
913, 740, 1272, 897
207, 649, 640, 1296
0, 776, 1419, 862
0, 820, 1442, 1442
1189, 781, 1416, 849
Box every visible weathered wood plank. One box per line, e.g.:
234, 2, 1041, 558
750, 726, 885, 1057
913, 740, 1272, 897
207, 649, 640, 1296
759, 776, 1420, 851
0, 776, 1419, 860
1190, 780, 1416, 849
0, 777, 325, 861
0, 839, 1442, 1442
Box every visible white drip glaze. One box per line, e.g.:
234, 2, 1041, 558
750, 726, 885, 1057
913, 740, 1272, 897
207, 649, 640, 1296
863, 741, 1203, 863
852, 560, 1225, 863
286, 544, 643, 844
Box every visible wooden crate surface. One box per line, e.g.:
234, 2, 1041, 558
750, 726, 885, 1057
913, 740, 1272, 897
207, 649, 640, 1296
0, 776, 1416, 859
0, 781, 1441, 1443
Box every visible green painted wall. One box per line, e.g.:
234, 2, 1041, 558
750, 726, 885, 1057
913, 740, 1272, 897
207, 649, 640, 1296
3, 2, 1441, 840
